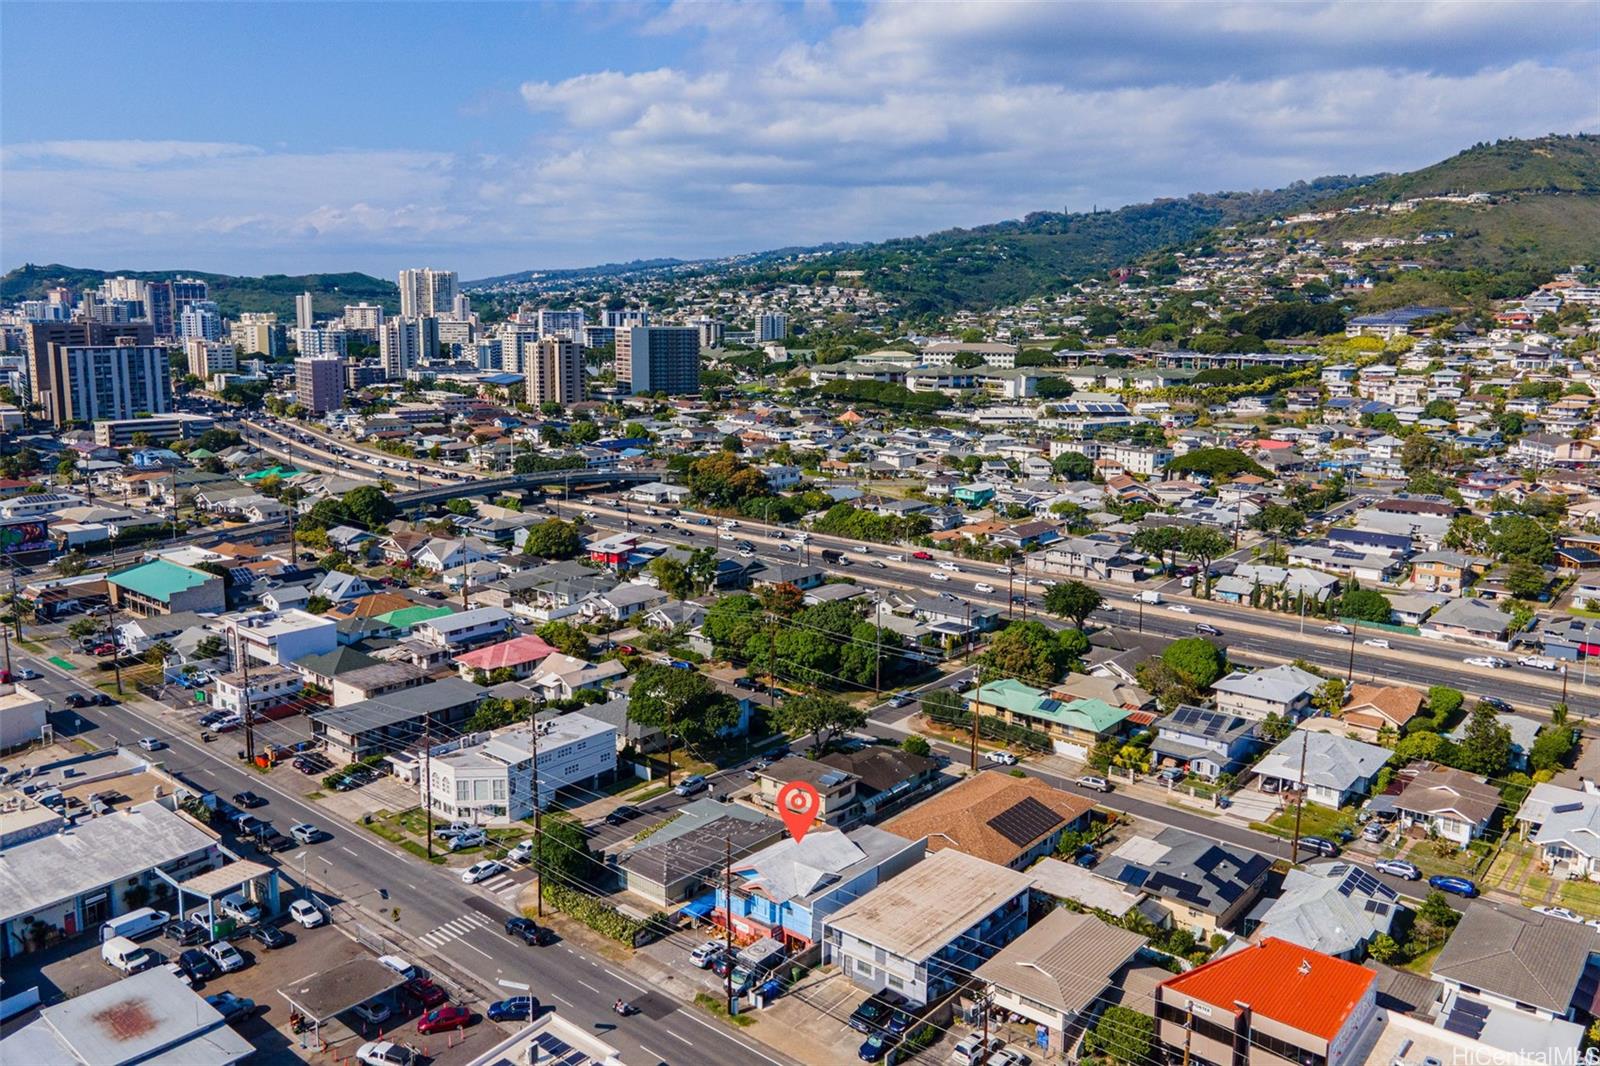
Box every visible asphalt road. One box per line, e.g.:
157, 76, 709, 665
13, 650, 791, 1066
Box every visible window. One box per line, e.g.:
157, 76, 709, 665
887, 976, 904, 990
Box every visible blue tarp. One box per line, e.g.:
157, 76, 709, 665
680, 894, 717, 920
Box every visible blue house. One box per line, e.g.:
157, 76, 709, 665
714, 826, 924, 950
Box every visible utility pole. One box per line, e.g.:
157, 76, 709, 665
1182, 1005, 1194, 1066
724, 834, 735, 1015
1, 623, 12, 680
970, 668, 982, 771
1345, 627, 1357, 683
1290, 729, 1309, 864
531, 705, 543, 918
286, 510, 298, 567
7, 563, 20, 642
665, 700, 675, 789
424, 710, 434, 860
169, 470, 179, 544
107, 584, 123, 696
238, 625, 256, 765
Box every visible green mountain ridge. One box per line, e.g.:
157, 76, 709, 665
0, 264, 398, 320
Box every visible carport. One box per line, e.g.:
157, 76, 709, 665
157, 858, 280, 939
278, 956, 406, 1050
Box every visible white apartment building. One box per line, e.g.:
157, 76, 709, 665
186, 339, 236, 380
397, 268, 458, 318
226, 609, 338, 667
212, 665, 304, 715
536, 309, 586, 343
381, 316, 436, 377
756, 313, 788, 342
422, 714, 617, 822
295, 327, 348, 359
1103, 443, 1173, 476
231, 313, 284, 358
342, 303, 385, 332
295, 292, 315, 331
411, 607, 514, 650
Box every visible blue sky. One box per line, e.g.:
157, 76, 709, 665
3, 1, 1596, 279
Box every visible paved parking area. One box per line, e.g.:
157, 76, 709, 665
755, 968, 881, 1064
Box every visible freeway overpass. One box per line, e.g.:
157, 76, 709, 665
391, 468, 666, 508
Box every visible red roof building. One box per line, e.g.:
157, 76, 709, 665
1155, 938, 1377, 1066
453, 634, 557, 682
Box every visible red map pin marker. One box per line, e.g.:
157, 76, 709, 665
775, 780, 821, 844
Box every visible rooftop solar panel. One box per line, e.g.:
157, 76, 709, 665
986, 796, 1065, 848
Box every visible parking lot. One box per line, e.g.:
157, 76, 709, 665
1, 908, 514, 1066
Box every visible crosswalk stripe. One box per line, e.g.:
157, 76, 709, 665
420, 932, 445, 946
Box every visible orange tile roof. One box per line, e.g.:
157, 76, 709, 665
1344, 683, 1424, 727
454, 634, 557, 670
340, 592, 417, 618
881, 774, 1093, 868
1158, 937, 1375, 1042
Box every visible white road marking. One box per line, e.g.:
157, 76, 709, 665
340, 846, 358, 857
676, 1009, 788, 1066
460, 939, 493, 960
668, 1031, 693, 1046
640, 1046, 667, 1064
577, 979, 600, 994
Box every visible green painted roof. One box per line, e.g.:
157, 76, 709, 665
107, 559, 215, 603
375, 604, 456, 631
964, 679, 1130, 734
241, 465, 302, 481
187, 448, 215, 459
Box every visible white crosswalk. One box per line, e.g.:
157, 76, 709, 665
481, 875, 521, 900
418, 910, 492, 947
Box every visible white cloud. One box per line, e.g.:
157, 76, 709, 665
2, 1, 1595, 275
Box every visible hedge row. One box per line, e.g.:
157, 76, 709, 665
923, 701, 1052, 752
541, 882, 668, 945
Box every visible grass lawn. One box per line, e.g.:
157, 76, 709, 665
623, 781, 673, 803
694, 992, 756, 1028
1251, 803, 1357, 842
1394, 841, 1482, 881
1483, 843, 1533, 892
1519, 870, 1555, 906
1558, 878, 1600, 916
1400, 945, 1444, 975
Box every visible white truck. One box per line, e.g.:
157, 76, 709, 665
1135, 590, 1163, 605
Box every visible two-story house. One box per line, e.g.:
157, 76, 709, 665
1211, 664, 1322, 723
1149, 705, 1261, 781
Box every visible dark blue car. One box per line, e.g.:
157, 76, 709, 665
1428, 875, 1478, 898
858, 1032, 899, 1062
486, 996, 536, 1022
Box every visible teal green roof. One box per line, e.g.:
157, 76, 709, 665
964, 680, 1130, 734
375, 604, 455, 631
242, 465, 301, 481
108, 559, 215, 603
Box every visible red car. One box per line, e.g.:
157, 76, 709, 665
911, 551, 933, 561
417, 1005, 472, 1035
92, 643, 117, 656
404, 977, 448, 1008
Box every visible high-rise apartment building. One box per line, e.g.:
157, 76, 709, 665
295, 356, 345, 414
295, 292, 315, 331
101, 276, 148, 303
525, 337, 583, 406
231, 313, 285, 358
397, 268, 458, 318
295, 327, 349, 359
474, 339, 503, 371
695, 318, 725, 348
756, 313, 789, 342
60, 339, 172, 424
24, 320, 153, 425
536, 309, 586, 343
615, 327, 700, 395
381, 316, 437, 377
186, 339, 237, 380
451, 293, 472, 320
342, 302, 385, 332
178, 301, 223, 342
603, 309, 650, 329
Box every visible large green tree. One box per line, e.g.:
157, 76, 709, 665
342, 485, 397, 529
1179, 527, 1231, 596
647, 556, 695, 600
524, 519, 582, 560
1455, 701, 1512, 776
774, 694, 867, 754
1084, 1006, 1155, 1066
1044, 581, 1103, 629
686, 452, 769, 507
978, 621, 1072, 687
1338, 588, 1393, 623
1162, 637, 1227, 691
628, 664, 741, 753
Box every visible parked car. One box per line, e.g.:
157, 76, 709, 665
404, 977, 448, 1008
1077, 774, 1113, 793
486, 996, 535, 1022
289, 900, 326, 928
206, 992, 258, 1024
983, 750, 1018, 766
506, 839, 534, 865
356, 1041, 417, 1066
165, 919, 207, 946
289, 823, 325, 844
377, 954, 418, 980
461, 860, 506, 884
1428, 875, 1478, 898
447, 829, 488, 851
674, 775, 708, 797
1298, 836, 1339, 858
1361, 822, 1388, 843
1155, 767, 1186, 785
232, 791, 266, 809
886, 692, 913, 708
416, 1005, 473, 1035
351, 1000, 393, 1025
952, 1032, 1006, 1066
206, 941, 246, 974
1374, 859, 1422, 880
858, 1032, 900, 1062
178, 947, 220, 982
1532, 906, 1583, 922
848, 995, 898, 1033
690, 940, 725, 968
248, 924, 291, 950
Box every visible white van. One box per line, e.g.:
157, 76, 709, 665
1135, 590, 1163, 605
101, 935, 156, 974
100, 907, 170, 943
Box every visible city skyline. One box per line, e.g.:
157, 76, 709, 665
2, 0, 1596, 278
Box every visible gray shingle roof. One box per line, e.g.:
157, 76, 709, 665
1431, 901, 1600, 1014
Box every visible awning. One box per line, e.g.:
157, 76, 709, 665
680, 894, 717, 920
